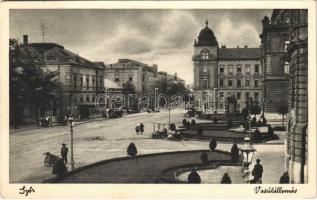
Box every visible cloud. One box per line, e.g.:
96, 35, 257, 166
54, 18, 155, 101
215, 18, 260, 47
155, 10, 199, 50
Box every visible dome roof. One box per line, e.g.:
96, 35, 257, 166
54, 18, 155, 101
195, 20, 218, 47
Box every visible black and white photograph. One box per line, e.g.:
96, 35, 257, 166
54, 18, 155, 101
0, 1, 316, 199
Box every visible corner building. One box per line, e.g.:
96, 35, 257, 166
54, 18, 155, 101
193, 21, 263, 113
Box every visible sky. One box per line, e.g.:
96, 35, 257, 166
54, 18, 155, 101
10, 9, 272, 85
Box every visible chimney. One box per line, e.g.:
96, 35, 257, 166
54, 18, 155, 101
23, 35, 28, 45
244, 45, 248, 48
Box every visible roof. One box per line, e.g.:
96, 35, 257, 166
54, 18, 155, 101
104, 79, 122, 89
195, 20, 218, 47
28, 43, 102, 69
218, 48, 262, 60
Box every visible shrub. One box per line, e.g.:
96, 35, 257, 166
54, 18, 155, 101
227, 120, 233, 128
212, 118, 218, 123
169, 123, 176, 131
191, 119, 196, 126
200, 152, 209, 165
127, 143, 137, 158
182, 118, 187, 127
188, 170, 201, 183
52, 158, 67, 178
209, 139, 217, 151
197, 127, 203, 136
220, 173, 232, 184
231, 144, 240, 162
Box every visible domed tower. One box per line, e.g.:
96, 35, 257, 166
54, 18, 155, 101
193, 20, 218, 110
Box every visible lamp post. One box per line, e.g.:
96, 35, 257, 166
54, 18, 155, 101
239, 137, 256, 183
68, 116, 75, 170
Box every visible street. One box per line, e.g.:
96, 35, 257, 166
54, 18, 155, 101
10, 109, 285, 183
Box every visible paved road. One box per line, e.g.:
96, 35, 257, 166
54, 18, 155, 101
9, 109, 286, 183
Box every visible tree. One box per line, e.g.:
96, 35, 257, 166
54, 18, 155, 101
220, 173, 232, 184
9, 39, 59, 127
209, 138, 217, 151
278, 104, 288, 127
127, 143, 137, 158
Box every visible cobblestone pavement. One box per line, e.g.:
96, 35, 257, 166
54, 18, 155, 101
9, 109, 286, 183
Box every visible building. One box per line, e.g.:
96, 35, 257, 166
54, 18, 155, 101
283, 9, 308, 183
105, 59, 158, 94
260, 10, 291, 113
21, 35, 105, 122
192, 20, 263, 113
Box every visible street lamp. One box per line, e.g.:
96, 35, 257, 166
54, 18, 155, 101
68, 116, 75, 170
239, 137, 256, 183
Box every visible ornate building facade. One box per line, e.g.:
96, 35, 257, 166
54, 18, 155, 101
284, 9, 308, 183
260, 10, 291, 113
193, 21, 263, 113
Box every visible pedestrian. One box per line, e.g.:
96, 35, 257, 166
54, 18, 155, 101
46, 116, 49, 127
252, 159, 263, 183
220, 173, 232, 184
64, 115, 68, 126
188, 169, 201, 183
60, 143, 69, 164
279, 171, 290, 184
135, 124, 140, 135
139, 123, 144, 134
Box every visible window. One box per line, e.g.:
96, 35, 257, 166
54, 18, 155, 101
237, 92, 241, 100
74, 76, 77, 90
219, 92, 224, 97
285, 41, 290, 52
228, 65, 233, 74
99, 77, 103, 88
80, 96, 84, 103
203, 66, 208, 73
245, 92, 250, 100
129, 76, 133, 81
254, 92, 259, 100
80, 75, 83, 89
115, 77, 120, 82
92, 96, 96, 102
254, 79, 259, 87
219, 79, 224, 87
219, 65, 224, 73
86, 76, 89, 90
246, 65, 251, 74
246, 79, 250, 87
237, 103, 240, 110
92, 77, 95, 90
284, 62, 290, 74
202, 79, 208, 89
255, 65, 260, 73
86, 96, 90, 102
219, 103, 224, 109
237, 65, 242, 73
228, 79, 233, 87
237, 79, 242, 88
202, 51, 209, 60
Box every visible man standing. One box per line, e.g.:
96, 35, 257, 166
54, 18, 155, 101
139, 123, 144, 135
252, 159, 263, 183
61, 143, 69, 164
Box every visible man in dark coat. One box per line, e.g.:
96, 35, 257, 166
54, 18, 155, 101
52, 158, 67, 179
252, 159, 263, 183
279, 172, 290, 184
61, 143, 69, 164
139, 123, 144, 134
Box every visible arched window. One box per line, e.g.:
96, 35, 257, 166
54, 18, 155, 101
201, 50, 209, 60
203, 66, 208, 73
86, 96, 90, 103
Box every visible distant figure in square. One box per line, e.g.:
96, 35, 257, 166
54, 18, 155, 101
135, 124, 140, 135
60, 143, 69, 164
279, 171, 290, 184
139, 123, 144, 134
252, 159, 263, 183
